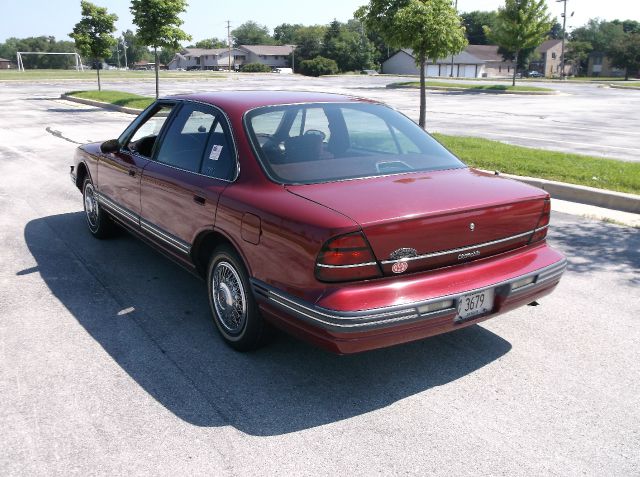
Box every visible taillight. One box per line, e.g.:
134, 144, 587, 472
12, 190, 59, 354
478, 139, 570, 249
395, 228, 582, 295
530, 198, 551, 243
315, 232, 382, 282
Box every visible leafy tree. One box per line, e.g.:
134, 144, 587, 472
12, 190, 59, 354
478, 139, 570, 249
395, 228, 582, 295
548, 21, 563, 40
291, 25, 327, 67
0, 36, 79, 69
321, 19, 375, 72
298, 56, 339, 76
240, 62, 273, 72
273, 23, 304, 44
130, 0, 191, 98
191, 38, 227, 49
570, 19, 624, 52
70, 1, 118, 91
565, 40, 592, 75
231, 21, 274, 46
485, 0, 553, 86
119, 30, 152, 66
460, 10, 497, 45
608, 32, 640, 80
357, 0, 467, 128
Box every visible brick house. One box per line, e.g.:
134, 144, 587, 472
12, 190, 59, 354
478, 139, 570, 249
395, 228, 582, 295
167, 45, 294, 71
0, 57, 13, 69
587, 52, 626, 77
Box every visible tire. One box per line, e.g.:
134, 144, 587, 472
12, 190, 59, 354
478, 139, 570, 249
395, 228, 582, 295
82, 177, 114, 239
207, 245, 268, 351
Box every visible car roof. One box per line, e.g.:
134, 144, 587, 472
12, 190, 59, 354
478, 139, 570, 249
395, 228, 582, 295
166, 90, 378, 115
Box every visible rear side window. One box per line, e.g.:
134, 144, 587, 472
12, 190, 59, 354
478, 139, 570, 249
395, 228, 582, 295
154, 103, 236, 179
245, 102, 465, 184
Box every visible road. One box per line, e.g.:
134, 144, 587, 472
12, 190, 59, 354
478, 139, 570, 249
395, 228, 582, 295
0, 79, 639, 475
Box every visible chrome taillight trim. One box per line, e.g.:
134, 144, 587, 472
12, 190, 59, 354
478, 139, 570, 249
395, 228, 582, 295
316, 262, 378, 269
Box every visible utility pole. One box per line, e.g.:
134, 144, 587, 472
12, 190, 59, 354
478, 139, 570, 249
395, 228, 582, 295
122, 37, 128, 69
557, 0, 567, 79
116, 40, 121, 68
450, 0, 458, 77
226, 20, 232, 71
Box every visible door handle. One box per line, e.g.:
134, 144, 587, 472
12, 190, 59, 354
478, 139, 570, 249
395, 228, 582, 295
128, 169, 136, 177
193, 195, 206, 205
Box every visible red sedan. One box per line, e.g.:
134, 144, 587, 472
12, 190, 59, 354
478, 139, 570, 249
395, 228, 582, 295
71, 91, 566, 354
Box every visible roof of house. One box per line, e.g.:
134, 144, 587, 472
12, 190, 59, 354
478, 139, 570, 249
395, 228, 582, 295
464, 45, 505, 62
536, 39, 562, 53
0, 58, 11, 62
240, 44, 294, 56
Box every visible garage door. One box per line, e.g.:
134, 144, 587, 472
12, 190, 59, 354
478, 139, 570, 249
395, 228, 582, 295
463, 65, 477, 78
426, 65, 439, 77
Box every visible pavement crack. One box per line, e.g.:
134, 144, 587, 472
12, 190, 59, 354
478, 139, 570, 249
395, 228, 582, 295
45, 126, 82, 144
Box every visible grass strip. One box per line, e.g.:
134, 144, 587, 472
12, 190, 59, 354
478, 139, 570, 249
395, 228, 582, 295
433, 133, 640, 195
390, 81, 553, 92
66, 90, 154, 110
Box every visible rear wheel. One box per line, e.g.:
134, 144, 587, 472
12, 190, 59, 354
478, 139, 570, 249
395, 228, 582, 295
207, 245, 268, 351
82, 177, 114, 239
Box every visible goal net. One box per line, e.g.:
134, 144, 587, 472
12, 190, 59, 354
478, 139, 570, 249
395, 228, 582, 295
16, 52, 84, 72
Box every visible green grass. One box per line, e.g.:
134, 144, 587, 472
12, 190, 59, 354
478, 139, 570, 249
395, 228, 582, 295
66, 90, 154, 110
610, 82, 640, 88
390, 81, 553, 92
0, 69, 224, 81
432, 133, 640, 195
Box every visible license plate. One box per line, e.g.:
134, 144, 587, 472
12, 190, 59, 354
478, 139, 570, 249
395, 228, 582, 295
456, 289, 494, 321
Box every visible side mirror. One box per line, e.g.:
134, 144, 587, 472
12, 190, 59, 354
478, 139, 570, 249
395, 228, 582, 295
100, 139, 120, 153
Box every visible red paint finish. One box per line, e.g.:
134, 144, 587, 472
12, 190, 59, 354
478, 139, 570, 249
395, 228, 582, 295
72, 91, 566, 354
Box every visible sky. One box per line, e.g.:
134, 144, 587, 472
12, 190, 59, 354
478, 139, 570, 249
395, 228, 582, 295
1, 0, 639, 44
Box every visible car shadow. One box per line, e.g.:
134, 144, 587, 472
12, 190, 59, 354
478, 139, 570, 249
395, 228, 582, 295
23, 212, 512, 436
548, 215, 640, 285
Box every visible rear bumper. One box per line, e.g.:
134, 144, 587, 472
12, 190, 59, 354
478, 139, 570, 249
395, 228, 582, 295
252, 243, 566, 354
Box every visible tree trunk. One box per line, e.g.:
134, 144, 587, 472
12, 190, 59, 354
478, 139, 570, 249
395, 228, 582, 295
512, 51, 518, 87
96, 61, 101, 91
154, 47, 159, 99
419, 55, 426, 129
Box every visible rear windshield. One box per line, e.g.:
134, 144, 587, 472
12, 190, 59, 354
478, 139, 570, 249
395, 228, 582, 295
244, 102, 465, 184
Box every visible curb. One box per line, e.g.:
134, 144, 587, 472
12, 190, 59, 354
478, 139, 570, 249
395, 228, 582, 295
60, 94, 639, 214
61, 94, 144, 114
486, 171, 640, 214
386, 84, 557, 95
608, 83, 640, 91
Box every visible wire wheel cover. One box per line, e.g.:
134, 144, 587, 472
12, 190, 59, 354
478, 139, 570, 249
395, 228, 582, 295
212, 261, 247, 334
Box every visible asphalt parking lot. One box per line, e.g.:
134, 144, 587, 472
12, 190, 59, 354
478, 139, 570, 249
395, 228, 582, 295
1, 77, 639, 475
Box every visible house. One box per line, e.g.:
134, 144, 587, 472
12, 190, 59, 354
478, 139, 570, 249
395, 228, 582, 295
587, 52, 625, 77
167, 44, 294, 71
381, 47, 515, 78
0, 57, 13, 69
238, 44, 294, 69
529, 39, 574, 77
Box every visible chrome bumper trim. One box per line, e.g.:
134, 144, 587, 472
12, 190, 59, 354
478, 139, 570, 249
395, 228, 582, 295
380, 225, 548, 265
252, 258, 567, 332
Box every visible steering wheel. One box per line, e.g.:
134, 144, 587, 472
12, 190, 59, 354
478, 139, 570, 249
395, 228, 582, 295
304, 129, 326, 141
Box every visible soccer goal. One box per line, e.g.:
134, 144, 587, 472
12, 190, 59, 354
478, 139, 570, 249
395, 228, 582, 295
16, 52, 84, 72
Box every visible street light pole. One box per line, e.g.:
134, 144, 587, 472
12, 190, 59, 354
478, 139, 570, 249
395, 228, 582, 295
557, 0, 567, 79
450, 0, 458, 77
122, 37, 128, 69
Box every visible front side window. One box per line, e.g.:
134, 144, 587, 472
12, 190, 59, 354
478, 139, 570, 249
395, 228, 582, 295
245, 102, 465, 184
125, 104, 174, 158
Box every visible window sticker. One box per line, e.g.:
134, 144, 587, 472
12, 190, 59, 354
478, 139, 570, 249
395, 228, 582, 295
209, 144, 223, 161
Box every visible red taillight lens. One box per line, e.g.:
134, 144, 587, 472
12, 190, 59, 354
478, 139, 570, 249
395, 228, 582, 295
316, 232, 381, 282
530, 198, 551, 243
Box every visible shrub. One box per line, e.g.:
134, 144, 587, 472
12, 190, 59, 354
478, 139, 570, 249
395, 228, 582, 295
240, 62, 273, 73
298, 56, 339, 77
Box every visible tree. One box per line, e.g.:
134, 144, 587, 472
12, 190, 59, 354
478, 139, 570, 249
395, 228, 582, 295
70, 1, 118, 91
460, 10, 497, 45
357, 0, 467, 128
485, 0, 553, 86
321, 19, 376, 72
130, 0, 191, 98
608, 32, 640, 80
565, 40, 592, 75
571, 19, 624, 52
231, 21, 273, 46
291, 25, 327, 68
273, 23, 304, 44
191, 38, 227, 49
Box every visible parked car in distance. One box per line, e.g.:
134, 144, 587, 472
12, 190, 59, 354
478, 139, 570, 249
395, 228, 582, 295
528, 71, 543, 78
274, 67, 293, 74
70, 91, 566, 354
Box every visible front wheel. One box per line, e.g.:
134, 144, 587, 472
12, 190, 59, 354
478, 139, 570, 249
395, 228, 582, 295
82, 177, 114, 239
207, 246, 269, 351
